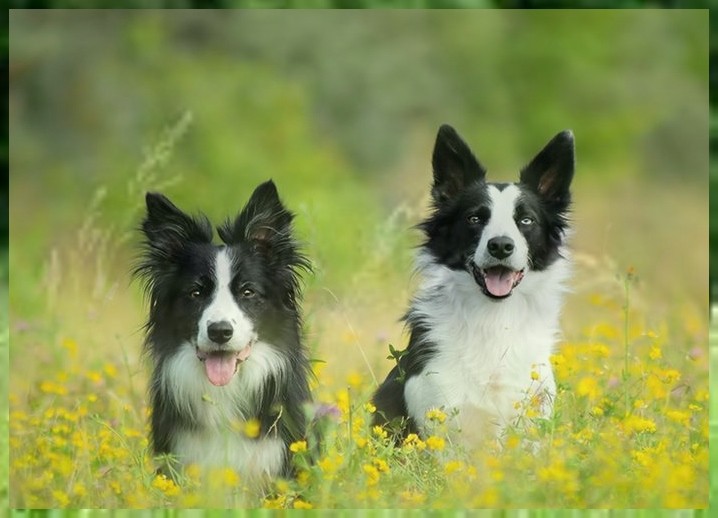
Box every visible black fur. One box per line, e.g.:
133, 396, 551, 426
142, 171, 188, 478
372, 125, 574, 434
133, 180, 312, 477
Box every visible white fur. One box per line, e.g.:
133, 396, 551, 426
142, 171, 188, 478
405, 234, 571, 440
197, 249, 256, 352
160, 340, 289, 476
474, 185, 529, 271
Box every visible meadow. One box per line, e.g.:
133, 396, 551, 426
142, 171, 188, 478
7, 10, 709, 511
8, 120, 709, 509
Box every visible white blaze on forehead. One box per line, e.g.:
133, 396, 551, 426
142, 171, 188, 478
197, 248, 256, 351
474, 184, 529, 270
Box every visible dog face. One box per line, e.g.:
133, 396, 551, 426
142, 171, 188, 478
421, 124, 574, 300
135, 181, 308, 386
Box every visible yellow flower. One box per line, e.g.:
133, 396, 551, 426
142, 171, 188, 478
39, 381, 67, 396
665, 410, 690, 427
576, 376, 599, 400
402, 432, 427, 452
346, 371, 363, 389
60, 338, 78, 359
530, 370, 540, 381
103, 363, 117, 378
263, 495, 287, 509
363, 402, 376, 414
52, 490, 70, 507
372, 425, 388, 440
152, 474, 180, 496
72, 483, 86, 497
221, 468, 240, 487
648, 346, 662, 360
426, 408, 447, 423
372, 458, 389, 473
623, 415, 657, 434
239, 418, 260, 438
363, 463, 380, 485
444, 460, 464, 474
426, 435, 445, 451
293, 499, 313, 509
289, 440, 307, 453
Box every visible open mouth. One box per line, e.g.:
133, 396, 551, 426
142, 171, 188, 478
196, 342, 253, 387
470, 263, 525, 299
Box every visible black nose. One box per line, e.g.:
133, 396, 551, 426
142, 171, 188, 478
207, 321, 233, 344
487, 236, 515, 259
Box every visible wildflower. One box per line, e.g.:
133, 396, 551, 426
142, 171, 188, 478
661, 368, 681, 384
444, 459, 464, 475
72, 483, 86, 497
363, 463, 380, 485
347, 371, 363, 389
353, 435, 368, 448
403, 433, 426, 452
372, 425, 388, 440
244, 418, 261, 438
648, 346, 662, 360
152, 474, 180, 496
39, 380, 67, 396
425, 435, 445, 451
103, 363, 117, 378
576, 376, 599, 400
263, 495, 287, 509
665, 410, 690, 427
426, 408, 447, 423
52, 490, 70, 507
623, 415, 657, 434
293, 499, 313, 509
363, 402, 376, 414
530, 370, 540, 381
289, 440, 307, 453
221, 468, 240, 487
60, 338, 78, 358
372, 458, 389, 473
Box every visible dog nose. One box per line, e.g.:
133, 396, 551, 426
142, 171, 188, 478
487, 236, 515, 259
207, 321, 233, 344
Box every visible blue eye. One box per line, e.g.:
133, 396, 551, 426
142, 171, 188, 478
520, 217, 534, 226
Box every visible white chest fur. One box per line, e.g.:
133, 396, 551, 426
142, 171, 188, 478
404, 257, 569, 438
160, 340, 288, 478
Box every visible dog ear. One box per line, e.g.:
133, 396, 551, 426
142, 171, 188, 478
431, 124, 486, 204
134, 193, 213, 293
218, 180, 293, 246
520, 130, 575, 211
141, 192, 213, 252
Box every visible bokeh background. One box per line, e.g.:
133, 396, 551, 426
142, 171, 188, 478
7, 10, 709, 506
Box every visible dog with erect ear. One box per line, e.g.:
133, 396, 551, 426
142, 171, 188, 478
373, 125, 575, 445
134, 180, 315, 485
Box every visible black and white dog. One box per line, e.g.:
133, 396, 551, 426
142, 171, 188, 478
373, 125, 574, 441
134, 180, 312, 481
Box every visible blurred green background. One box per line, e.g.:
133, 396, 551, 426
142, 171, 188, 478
8, 10, 708, 382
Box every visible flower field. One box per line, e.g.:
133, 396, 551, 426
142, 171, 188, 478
8, 260, 709, 508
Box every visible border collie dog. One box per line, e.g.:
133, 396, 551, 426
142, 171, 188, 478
373, 125, 575, 442
134, 180, 311, 481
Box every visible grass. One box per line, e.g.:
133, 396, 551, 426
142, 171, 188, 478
7, 126, 709, 510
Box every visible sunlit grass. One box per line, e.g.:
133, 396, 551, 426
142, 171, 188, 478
8, 249, 708, 508
7, 118, 708, 509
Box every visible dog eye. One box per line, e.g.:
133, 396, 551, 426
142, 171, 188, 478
520, 217, 534, 226
468, 215, 482, 225
190, 288, 203, 298
241, 287, 255, 298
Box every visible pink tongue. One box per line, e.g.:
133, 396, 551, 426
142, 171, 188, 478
204, 355, 237, 386
484, 269, 517, 297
